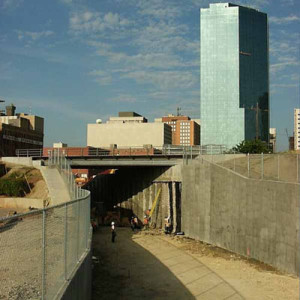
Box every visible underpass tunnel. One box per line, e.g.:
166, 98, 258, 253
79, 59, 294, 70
84, 166, 182, 232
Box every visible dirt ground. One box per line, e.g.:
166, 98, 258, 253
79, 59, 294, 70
0, 163, 49, 217
1, 162, 48, 200
92, 227, 299, 300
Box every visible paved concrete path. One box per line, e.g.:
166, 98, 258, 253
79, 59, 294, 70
92, 227, 244, 300
40, 166, 71, 205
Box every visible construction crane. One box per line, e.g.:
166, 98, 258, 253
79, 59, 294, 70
285, 128, 289, 139
244, 102, 268, 140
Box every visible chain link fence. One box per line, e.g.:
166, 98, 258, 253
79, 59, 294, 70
0, 150, 91, 300
211, 153, 300, 183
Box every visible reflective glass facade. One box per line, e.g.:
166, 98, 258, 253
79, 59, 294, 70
200, 3, 269, 149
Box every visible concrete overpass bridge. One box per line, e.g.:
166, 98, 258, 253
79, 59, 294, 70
16, 145, 226, 168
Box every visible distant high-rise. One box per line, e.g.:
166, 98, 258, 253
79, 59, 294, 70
200, 3, 269, 149
155, 114, 200, 146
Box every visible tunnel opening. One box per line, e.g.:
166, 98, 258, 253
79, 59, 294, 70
83, 166, 182, 232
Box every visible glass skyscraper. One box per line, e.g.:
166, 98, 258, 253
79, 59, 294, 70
200, 3, 269, 149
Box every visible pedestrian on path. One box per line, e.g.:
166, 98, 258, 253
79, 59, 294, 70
111, 222, 116, 243
130, 216, 138, 232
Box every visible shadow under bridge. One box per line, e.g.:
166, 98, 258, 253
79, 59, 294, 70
84, 165, 182, 232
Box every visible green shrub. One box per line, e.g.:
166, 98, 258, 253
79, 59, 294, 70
0, 176, 29, 197
232, 140, 269, 154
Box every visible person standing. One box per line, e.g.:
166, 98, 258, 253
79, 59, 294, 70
111, 222, 116, 243
134, 216, 138, 229
130, 216, 135, 232
143, 215, 149, 230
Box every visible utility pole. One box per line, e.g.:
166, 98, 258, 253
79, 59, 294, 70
285, 128, 289, 140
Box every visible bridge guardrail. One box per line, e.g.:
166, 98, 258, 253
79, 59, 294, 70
16, 145, 227, 158
0, 150, 91, 300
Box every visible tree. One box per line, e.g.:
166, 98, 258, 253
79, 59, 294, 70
232, 140, 269, 154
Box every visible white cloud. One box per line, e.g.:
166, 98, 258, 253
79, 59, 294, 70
16, 30, 54, 41
133, 21, 191, 55
270, 60, 300, 74
115, 52, 186, 69
73, 2, 200, 92
89, 40, 189, 70
88, 70, 107, 76
122, 70, 198, 90
0, 61, 15, 80
269, 15, 300, 24
88, 69, 112, 86
2, 0, 23, 10
270, 42, 299, 57
191, 0, 269, 10
108, 95, 138, 103
94, 76, 112, 86
16, 97, 100, 121
137, 0, 182, 19
290, 74, 299, 81
271, 83, 298, 88
280, 0, 294, 5
69, 10, 132, 34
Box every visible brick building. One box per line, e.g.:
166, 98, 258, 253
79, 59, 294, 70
155, 115, 200, 146
0, 103, 44, 156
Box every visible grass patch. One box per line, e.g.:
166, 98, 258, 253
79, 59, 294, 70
0, 173, 30, 197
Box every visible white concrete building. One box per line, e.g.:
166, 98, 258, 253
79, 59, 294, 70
269, 128, 276, 152
294, 108, 300, 150
87, 112, 172, 148
53, 142, 68, 148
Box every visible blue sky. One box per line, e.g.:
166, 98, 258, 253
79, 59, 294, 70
0, 0, 299, 151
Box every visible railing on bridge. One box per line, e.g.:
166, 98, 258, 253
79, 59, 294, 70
16, 148, 44, 157
0, 150, 91, 299
16, 145, 227, 158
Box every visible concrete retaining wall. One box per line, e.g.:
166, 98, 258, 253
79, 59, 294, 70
182, 159, 300, 275
1, 157, 43, 168
0, 197, 45, 210
59, 249, 92, 300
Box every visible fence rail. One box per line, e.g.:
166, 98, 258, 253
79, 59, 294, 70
0, 150, 91, 300
16, 145, 227, 158
204, 153, 300, 184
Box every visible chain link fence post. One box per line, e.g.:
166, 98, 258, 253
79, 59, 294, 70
76, 200, 80, 261
247, 153, 250, 178
86, 195, 89, 249
42, 209, 46, 300
297, 154, 299, 183
64, 203, 68, 281
233, 151, 236, 172
277, 154, 280, 181
261, 152, 264, 180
